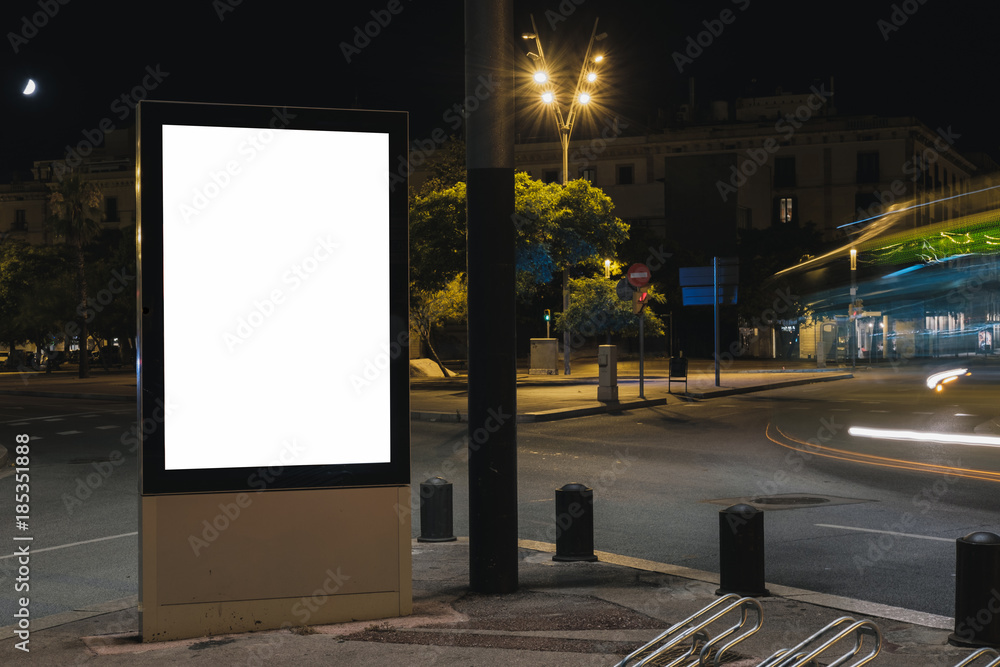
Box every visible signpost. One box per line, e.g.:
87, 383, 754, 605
679, 257, 738, 387
618, 267, 651, 398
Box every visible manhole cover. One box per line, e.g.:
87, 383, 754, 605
750, 496, 829, 506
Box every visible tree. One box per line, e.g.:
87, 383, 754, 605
408, 172, 629, 361
410, 273, 467, 372
49, 174, 104, 378
555, 276, 665, 340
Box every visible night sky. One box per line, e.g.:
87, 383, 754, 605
2, 0, 998, 178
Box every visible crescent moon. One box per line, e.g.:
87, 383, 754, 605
23, 79, 36, 95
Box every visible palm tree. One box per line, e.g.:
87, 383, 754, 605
49, 174, 103, 378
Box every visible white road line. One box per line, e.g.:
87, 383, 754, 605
0, 532, 138, 560
56, 430, 83, 435
954, 413, 977, 417
8, 422, 28, 426
96, 425, 118, 430
816, 523, 954, 543
44, 418, 64, 422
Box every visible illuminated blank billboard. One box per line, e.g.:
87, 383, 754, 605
138, 102, 409, 494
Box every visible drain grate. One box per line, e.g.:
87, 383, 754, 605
703, 493, 872, 511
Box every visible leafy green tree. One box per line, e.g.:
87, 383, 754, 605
555, 276, 665, 340
412, 135, 466, 200
49, 174, 104, 377
85, 227, 137, 367
410, 273, 467, 372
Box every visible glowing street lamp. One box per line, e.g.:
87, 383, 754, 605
522, 16, 609, 376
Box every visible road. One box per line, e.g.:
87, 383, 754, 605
2, 361, 998, 624
410, 362, 1000, 618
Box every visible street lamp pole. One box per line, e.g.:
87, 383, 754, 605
850, 248, 857, 373
524, 16, 606, 376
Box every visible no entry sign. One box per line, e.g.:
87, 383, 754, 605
627, 263, 650, 288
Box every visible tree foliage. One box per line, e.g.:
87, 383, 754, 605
555, 276, 666, 338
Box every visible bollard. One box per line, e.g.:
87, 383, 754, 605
950, 532, 1000, 647
418, 477, 456, 543
717, 504, 769, 597
553, 483, 598, 562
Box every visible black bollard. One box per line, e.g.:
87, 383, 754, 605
717, 504, 769, 597
418, 477, 456, 543
950, 532, 1000, 647
553, 483, 598, 562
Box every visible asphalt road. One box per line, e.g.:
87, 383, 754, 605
2, 361, 998, 625
411, 362, 1000, 618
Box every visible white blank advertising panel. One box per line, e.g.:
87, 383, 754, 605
159, 125, 390, 470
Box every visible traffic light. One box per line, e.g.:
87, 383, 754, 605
632, 288, 649, 314
543, 309, 551, 321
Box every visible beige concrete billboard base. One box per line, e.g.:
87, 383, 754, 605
140, 486, 412, 642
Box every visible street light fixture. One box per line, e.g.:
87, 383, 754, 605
522, 15, 609, 375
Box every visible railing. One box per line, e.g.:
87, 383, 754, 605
952, 647, 1000, 667
614, 593, 763, 667
755, 616, 881, 667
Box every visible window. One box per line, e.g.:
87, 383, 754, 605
738, 206, 752, 231
542, 169, 560, 184
579, 167, 596, 183
775, 196, 796, 224
13, 209, 27, 231
106, 196, 119, 222
856, 151, 879, 183
616, 164, 634, 185
774, 157, 796, 188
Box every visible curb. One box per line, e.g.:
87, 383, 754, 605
683, 373, 853, 399
411, 398, 667, 423
0, 389, 133, 402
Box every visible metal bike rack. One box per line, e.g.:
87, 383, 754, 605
614, 593, 763, 667
755, 616, 882, 667
953, 647, 1000, 667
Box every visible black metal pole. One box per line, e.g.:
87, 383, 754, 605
714, 256, 720, 387
639, 315, 645, 399
466, 0, 517, 594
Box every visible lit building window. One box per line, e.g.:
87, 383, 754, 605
779, 197, 794, 223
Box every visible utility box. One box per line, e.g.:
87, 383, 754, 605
597, 344, 618, 402
529, 338, 558, 375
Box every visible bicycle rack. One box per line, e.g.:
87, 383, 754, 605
755, 615, 881, 667
614, 593, 763, 667
953, 647, 1000, 667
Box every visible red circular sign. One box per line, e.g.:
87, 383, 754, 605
626, 263, 650, 288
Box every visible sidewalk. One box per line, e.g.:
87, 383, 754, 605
0, 539, 976, 665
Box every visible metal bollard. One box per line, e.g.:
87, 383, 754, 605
553, 483, 598, 562
950, 532, 1000, 647
717, 504, 769, 597
418, 477, 456, 543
